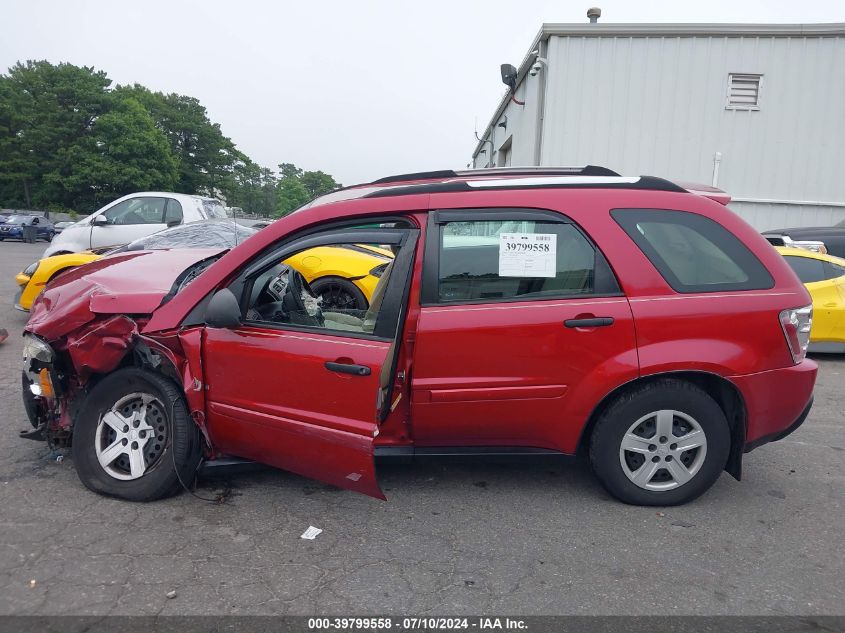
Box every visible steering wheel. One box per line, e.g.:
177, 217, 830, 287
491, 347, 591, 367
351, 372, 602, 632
255, 266, 324, 326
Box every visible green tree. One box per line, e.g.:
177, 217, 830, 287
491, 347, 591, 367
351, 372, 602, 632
277, 162, 302, 180
0, 61, 342, 217
272, 162, 341, 218
47, 95, 178, 208
0, 60, 111, 209
300, 170, 341, 199
275, 177, 309, 217
115, 84, 238, 196
224, 155, 278, 217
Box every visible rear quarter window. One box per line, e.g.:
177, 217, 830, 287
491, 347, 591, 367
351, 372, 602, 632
825, 260, 845, 280
783, 256, 826, 284
612, 209, 774, 293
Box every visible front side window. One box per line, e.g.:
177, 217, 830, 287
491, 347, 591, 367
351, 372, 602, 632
612, 209, 773, 293
434, 217, 611, 303
244, 245, 394, 336
102, 198, 166, 225
236, 223, 413, 339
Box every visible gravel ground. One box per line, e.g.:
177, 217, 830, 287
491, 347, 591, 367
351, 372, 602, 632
0, 240, 842, 616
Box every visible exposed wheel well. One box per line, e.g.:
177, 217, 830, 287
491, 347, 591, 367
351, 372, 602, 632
131, 343, 183, 387
577, 372, 746, 480
85, 343, 183, 392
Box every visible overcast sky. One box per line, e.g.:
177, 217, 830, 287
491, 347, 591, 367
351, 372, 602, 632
3, 0, 844, 185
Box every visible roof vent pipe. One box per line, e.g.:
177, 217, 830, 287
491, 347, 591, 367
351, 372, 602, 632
587, 7, 601, 23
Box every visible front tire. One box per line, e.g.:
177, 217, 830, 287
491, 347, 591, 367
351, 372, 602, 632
72, 368, 203, 501
310, 276, 369, 311
589, 379, 730, 506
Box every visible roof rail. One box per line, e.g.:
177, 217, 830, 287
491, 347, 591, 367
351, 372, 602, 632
368, 165, 619, 185
362, 175, 687, 199
370, 170, 458, 184
456, 165, 621, 177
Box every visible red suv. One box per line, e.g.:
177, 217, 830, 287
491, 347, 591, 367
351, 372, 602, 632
21, 167, 817, 505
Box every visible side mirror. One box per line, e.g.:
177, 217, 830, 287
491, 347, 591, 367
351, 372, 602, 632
205, 288, 242, 328
166, 219, 181, 228
92, 215, 108, 225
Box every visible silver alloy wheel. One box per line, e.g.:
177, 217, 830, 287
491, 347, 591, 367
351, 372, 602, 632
618, 409, 708, 491
94, 392, 169, 481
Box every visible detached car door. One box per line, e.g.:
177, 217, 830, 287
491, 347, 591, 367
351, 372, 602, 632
202, 226, 418, 498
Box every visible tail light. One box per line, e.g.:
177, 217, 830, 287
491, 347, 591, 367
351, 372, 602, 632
779, 305, 813, 364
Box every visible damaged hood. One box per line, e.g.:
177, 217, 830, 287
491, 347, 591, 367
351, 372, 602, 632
27, 248, 223, 342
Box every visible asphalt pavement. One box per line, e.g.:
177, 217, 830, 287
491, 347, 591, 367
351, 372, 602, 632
0, 240, 842, 616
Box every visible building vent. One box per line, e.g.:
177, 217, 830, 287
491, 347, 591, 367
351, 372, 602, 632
726, 73, 763, 110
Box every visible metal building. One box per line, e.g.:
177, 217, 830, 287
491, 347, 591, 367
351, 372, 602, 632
471, 19, 845, 230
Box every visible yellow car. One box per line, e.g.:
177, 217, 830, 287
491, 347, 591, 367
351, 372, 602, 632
283, 244, 393, 310
777, 246, 845, 352
15, 251, 101, 311
15, 242, 393, 313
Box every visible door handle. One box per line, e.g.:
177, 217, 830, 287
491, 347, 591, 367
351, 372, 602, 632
564, 317, 615, 328
325, 361, 371, 376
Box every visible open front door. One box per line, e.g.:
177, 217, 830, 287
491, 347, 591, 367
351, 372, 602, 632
201, 227, 418, 499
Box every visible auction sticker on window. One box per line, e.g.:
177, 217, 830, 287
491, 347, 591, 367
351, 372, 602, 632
498, 232, 557, 278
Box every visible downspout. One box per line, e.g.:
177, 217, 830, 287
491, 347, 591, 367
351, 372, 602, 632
533, 39, 548, 166
712, 151, 722, 187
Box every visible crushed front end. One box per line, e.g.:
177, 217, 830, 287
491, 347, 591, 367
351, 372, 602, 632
21, 333, 72, 446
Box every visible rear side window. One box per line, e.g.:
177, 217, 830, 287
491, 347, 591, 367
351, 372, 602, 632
431, 215, 619, 304
612, 209, 773, 293
783, 256, 826, 283
826, 261, 845, 279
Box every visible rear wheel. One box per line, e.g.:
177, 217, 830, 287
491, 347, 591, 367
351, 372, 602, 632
310, 276, 369, 311
589, 379, 730, 506
72, 368, 203, 501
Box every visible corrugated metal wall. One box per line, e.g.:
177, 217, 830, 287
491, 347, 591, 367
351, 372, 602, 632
487, 32, 845, 229
729, 201, 845, 231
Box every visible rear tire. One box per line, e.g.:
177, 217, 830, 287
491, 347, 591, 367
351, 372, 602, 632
72, 368, 203, 501
589, 379, 730, 506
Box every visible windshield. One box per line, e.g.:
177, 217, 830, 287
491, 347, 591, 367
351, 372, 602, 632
7, 215, 33, 224
201, 199, 228, 219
